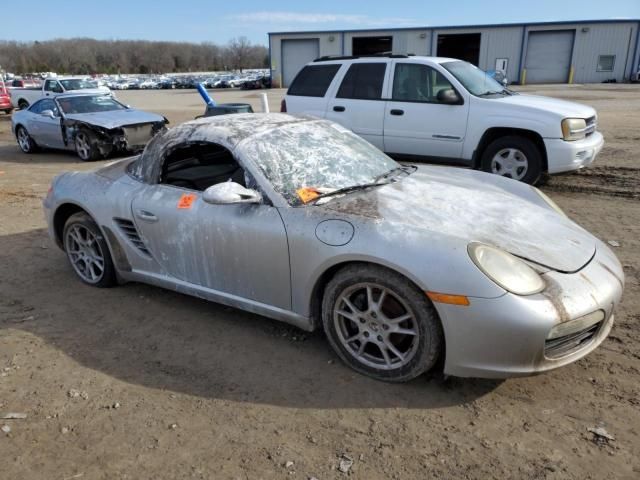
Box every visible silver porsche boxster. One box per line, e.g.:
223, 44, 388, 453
43, 113, 624, 382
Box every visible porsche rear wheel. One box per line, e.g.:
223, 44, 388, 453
322, 264, 443, 382
63, 212, 116, 287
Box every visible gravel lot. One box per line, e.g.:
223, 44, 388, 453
0, 85, 639, 479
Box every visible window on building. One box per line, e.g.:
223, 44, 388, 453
336, 63, 386, 100
392, 63, 455, 103
288, 64, 341, 97
597, 55, 615, 72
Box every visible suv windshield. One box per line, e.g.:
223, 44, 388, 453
441, 61, 506, 96
238, 121, 399, 206
59, 79, 98, 90
57, 95, 126, 114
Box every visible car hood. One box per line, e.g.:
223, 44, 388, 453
63, 109, 165, 129
322, 166, 596, 273
495, 93, 596, 118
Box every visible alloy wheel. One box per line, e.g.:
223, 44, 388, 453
64, 224, 105, 284
17, 128, 31, 152
491, 148, 529, 180
75, 133, 91, 160
333, 283, 419, 370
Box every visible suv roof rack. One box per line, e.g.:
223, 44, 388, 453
313, 53, 415, 62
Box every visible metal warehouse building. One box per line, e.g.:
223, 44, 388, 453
269, 19, 640, 87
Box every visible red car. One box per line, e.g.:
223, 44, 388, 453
0, 81, 13, 114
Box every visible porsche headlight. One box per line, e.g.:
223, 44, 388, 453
561, 118, 587, 141
468, 243, 545, 295
532, 187, 567, 217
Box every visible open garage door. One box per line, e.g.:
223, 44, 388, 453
282, 39, 320, 88
437, 33, 481, 66
525, 30, 574, 84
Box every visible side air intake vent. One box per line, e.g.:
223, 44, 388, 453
114, 218, 151, 256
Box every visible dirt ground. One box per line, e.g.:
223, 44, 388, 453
0, 86, 639, 480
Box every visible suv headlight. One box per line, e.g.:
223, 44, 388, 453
468, 243, 545, 295
531, 187, 567, 217
561, 118, 587, 141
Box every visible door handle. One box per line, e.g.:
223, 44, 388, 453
390, 109, 404, 116
333, 106, 345, 112
136, 210, 158, 223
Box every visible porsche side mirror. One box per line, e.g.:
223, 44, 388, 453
436, 88, 462, 105
40, 109, 56, 119
203, 182, 262, 205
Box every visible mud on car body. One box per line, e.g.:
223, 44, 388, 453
11, 93, 168, 161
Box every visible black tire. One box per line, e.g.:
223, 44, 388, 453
75, 129, 101, 161
16, 125, 38, 153
322, 264, 444, 382
480, 135, 543, 185
17, 100, 29, 110
63, 212, 117, 288
4, 109, 12, 115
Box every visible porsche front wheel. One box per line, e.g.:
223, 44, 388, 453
322, 264, 443, 382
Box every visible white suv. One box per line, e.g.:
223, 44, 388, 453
282, 55, 604, 184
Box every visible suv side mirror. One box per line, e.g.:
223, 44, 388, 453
40, 109, 56, 119
203, 182, 262, 205
436, 88, 462, 105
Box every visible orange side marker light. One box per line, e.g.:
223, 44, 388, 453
426, 291, 470, 306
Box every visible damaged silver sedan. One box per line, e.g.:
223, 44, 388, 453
12, 93, 167, 161
43, 114, 624, 382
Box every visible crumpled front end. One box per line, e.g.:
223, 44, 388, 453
63, 120, 167, 156
438, 241, 624, 378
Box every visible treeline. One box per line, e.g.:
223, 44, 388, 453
0, 37, 268, 75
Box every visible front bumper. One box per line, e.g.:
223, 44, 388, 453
439, 243, 624, 378
544, 132, 604, 174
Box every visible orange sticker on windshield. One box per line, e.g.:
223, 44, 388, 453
296, 187, 321, 204
177, 193, 197, 209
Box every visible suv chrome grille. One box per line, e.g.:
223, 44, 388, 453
114, 218, 150, 256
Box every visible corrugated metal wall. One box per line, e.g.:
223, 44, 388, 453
269, 21, 640, 87
570, 23, 637, 83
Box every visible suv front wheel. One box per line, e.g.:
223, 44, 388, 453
480, 136, 542, 184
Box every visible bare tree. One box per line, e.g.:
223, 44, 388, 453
0, 38, 268, 75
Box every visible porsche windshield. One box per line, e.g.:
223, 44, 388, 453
58, 95, 126, 114
240, 121, 399, 205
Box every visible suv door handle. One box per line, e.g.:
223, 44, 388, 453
390, 109, 404, 116
333, 106, 345, 112
136, 210, 158, 223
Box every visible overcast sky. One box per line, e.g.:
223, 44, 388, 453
4, 0, 639, 45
